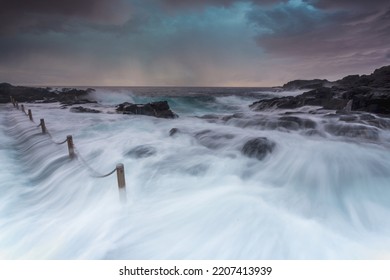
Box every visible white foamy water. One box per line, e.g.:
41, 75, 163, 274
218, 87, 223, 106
1, 88, 390, 259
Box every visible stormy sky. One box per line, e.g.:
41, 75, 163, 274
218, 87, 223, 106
0, 0, 389, 86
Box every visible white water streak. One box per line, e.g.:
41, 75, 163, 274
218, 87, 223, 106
1, 90, 390, 259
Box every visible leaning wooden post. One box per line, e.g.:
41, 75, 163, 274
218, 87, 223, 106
21, 104, 25, 113
116, 163, 127, 203
28, 109, 33, 121
66, 135, 75, 159
40, 119, 47, 134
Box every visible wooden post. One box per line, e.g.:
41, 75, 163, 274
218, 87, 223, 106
116, 163, 126, 203
66, 135, 75, 159
28, 109, 33, 121
40, 119, 47, 134
9, 96, 13, 105
15, 102, 19, 110
21, 104, 25, 113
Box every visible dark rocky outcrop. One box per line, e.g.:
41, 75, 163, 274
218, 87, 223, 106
282, 79, 330, 90
336, 66, 390, 89
251, 65, 390, 115
241, 137, 276, 160
70, 106, 101, 113
250, 87, 348, 111
0, 83, 95, 104
116, 101, 177, 119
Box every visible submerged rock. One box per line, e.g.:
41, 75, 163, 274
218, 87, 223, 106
194, 130, 236, 149
116, 101, 178, 119
70, 106, 101, 113
125, 145, 157, 158
278, 116, 317, 130
169, 128, 180, 136
241, 137, 276, 160
61, 99, 97, 107
324, 123, 380, 140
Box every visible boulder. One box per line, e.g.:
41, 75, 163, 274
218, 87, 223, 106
241, 137, 276, 160
116, 101, 178, 119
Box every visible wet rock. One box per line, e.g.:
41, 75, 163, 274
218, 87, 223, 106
278, 116, 317, 129
221, 113, 245, 122
250, 87, 348, 111
169, 128, 180, 136
339, 115, 359, 122
197, 114, 220, 120
241, 137, 276, 160
302, 129, 327, 137
194, 130, 235, 149
351, 90, 390, 115
70, 106, 101, 113
185, 164, 209, 176
61, 99, 97, 107
0, 83, 95, 103
324, 123, 379, 140
357, 114, 390, 129
250, 65, 390, 115
125, 145, 157, 158
116, 101, 178, 119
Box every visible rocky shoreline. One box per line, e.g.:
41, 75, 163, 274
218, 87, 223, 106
1, 65, 389, 119
0, 83, 96, 106
0, 83, 178, 119
251, 65, 390, 115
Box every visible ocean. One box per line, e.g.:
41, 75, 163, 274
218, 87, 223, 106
1, 87, 390, 259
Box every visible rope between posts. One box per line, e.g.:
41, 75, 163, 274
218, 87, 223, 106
73, 145, 117, 178
11, 98, 121, 180
46, 129, 68, 145
52, 138, 68, 145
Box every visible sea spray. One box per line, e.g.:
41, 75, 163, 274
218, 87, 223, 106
1, 87, 390, 259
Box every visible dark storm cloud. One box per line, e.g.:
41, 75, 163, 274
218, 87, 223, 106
161, 0, 284, 7
307, 0, 390, 9
246, 0, 390, 78
247, 1, 332, 35
0, 0, 131, 33
0, 0, 389, 86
